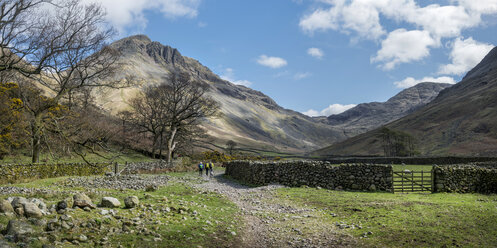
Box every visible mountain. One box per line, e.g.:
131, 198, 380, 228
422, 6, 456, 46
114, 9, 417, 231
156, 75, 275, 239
323, 82, 451, 137
94, 35, 347, 152
315, 47, 497, 157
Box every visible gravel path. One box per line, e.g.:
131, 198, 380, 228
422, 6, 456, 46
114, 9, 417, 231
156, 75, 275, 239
182, 172, 357, 248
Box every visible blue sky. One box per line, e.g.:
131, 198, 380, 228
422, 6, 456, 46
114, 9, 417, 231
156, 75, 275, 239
85, 0, 497, 116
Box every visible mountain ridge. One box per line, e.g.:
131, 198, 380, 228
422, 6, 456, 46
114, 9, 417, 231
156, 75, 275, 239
94, 34, 458, 153
315, 46, 497, 157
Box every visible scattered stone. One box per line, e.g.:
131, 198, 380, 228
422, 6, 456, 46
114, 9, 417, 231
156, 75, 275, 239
56, 201, 67, 211
62, 175, 169, 190
14, 207, 24, 217
0, 240, 13, 248
124, 196, 139, 209
23, 202, 43, 218
73, 193, 96, 209
145, 185, 158, 192
0, 200, 14, 215
5, 220, 34, 242
29, 198, 48, 215
78, 235, 88, 242
100, 210, 110, 215
9, 197, 28, 209
230, 231, 236, 236
100, 197, 121, 208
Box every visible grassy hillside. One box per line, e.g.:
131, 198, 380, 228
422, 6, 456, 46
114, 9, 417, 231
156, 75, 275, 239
315, 48, 497, 157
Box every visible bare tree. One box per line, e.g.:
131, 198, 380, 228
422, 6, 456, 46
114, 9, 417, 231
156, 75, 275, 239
123, 72, 219, 163
226, 140, 236, 155
7, 0, 122, 163
161, 73, 219, 163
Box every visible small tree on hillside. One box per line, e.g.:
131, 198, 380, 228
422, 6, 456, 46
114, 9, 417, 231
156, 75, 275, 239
380, 127, 417, 157
226, 140, 237, 155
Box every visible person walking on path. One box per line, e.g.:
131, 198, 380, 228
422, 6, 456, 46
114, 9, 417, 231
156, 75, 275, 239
205, 161, 211, 178
198, 161, 204, 177
209, 161, 215, 177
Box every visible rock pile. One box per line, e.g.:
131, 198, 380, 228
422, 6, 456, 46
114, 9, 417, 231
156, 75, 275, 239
61, 174, 169, 190
0, 197, 49, 218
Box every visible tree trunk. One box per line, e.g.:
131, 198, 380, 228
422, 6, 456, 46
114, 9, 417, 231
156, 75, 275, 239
151, 134, 158, 159
167, 126, 178, 164
31, 113, 43, 163
159, 132, 163, 159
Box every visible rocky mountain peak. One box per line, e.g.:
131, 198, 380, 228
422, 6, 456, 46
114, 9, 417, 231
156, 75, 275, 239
146, 42, 185, 66
325, 82, 452, 135
388, 82, 452, 104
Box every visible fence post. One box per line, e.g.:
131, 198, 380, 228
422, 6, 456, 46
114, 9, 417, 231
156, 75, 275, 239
431, 166, 435, 193
114, 162, 118, 175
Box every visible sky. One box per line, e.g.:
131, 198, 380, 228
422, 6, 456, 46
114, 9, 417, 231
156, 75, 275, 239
83, 0, 497, 116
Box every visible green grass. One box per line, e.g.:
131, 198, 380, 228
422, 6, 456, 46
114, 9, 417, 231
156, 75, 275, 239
1, 175, 241, 248
275, 187, 497, 248
392, 164, 433, 172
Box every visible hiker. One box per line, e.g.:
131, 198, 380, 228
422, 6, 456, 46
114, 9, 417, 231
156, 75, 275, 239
198, 161, 204, 176
209, 161, 214, 176
205, 161, 211, 177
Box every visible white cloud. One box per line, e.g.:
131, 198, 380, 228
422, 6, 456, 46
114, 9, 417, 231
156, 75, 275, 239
82, 0, 201, 33
220, 68, 253, 87
303, 103, 357, 117
438, 37, 494, 76
307, 47, 324, 59
257, 55, 288, 69
458, 0, 497, 15
299, 1, 385, 40
294, 72, 311, 80
302, 109, 320, 117
198, 21, 207, 28
371, 29, 437, 70
299, 8, 339, 34
300, 0, 497, 68
393, 76, 456, 88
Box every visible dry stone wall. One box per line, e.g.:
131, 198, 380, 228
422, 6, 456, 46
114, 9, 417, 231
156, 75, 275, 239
224, 161, 393, 191
0, 163, 111, 183
433, 164, 497, 193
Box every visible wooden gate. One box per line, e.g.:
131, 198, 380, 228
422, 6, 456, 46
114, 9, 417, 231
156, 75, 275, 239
393, 170, 432, 193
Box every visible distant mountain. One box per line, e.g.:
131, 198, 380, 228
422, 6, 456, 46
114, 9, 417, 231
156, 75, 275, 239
315, 47, 497, 157
324, 82, 451, 137
94, 35, 347, 152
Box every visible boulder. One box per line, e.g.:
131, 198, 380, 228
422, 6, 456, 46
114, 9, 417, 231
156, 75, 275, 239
124, 196, 139, 209
0, 200, 14, 215
5, 220, 34, 242
100, 197, 121, 208
29, 198, 48, 215
23, 202, 43, 218
9, 197, 28, 209
73, 193, 96, 209
56, 201, 67, 211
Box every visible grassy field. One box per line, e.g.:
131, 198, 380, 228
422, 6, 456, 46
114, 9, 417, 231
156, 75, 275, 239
274, 187, 497, 248
1, 176, 241, 248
